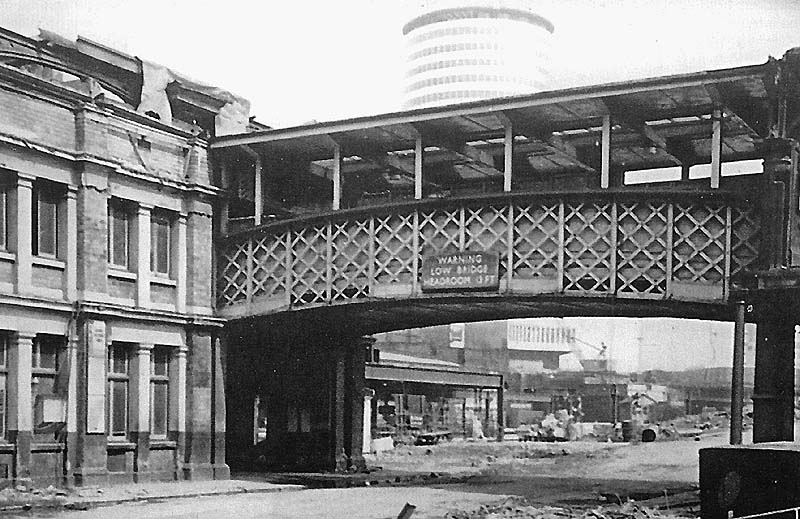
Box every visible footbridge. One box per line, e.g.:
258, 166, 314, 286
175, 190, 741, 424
217, 188, 759, 333
211, 52, 800, 474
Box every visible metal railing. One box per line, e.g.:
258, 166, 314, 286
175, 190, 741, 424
731, 507, 800, 519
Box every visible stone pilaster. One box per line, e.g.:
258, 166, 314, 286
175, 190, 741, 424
73, 319, 108, 486
185, 200, 213, 315
8, 331, 34, 486
211, 337, 229, 479
183, 330, 214, 480
175, 213, 187, 313
135, 204, 152, 308
169, 346, 187, 478
13, 174, 33, 295
64, 332, 79, 485
76, 166, 108, 301
64, 186, 78, 300
129, 343, 153, 482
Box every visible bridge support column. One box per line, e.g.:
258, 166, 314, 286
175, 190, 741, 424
753, 303, 795, 443
348, 337, 371, 472
183, 329, 229, 480
758, 137, 798, 268
333, 337, 370, 472
729, 302, 745, 445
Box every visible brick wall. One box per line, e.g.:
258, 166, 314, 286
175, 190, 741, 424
186, 200, 213, 310
105, 121, 190, 183
0, 89, 76, 150
76, 167, 109, 296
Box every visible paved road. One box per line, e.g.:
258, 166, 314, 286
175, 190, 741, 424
21, 487, 511, 519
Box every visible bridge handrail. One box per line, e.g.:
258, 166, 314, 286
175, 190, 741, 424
216, 186, 761, 314
220, 185, 756, 243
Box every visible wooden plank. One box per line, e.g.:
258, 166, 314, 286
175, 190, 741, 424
601, 115, 611, 188
558, 200, 565, 292
415, 135, 423, 200
506, 204, 514, 293
666, 203, 674, 299
723, 206, 732, 300
326, 221, 333, 303
711, 108, 723, 189
610, 202, 618, 295
504, 122, 513, 192
285, 231, 293, 308
458, 206, 466, 251
368, 217, 376, 297
412, 211, 420, 294
246, 239, 254, 304
253, 152, 263, 224
333, 143, 342, 209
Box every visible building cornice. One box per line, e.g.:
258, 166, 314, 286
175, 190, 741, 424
0, 132, 221, 198
0, 294, 224, 328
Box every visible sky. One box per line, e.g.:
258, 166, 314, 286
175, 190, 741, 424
3, 0, 799, 371
3, 0, 800, 128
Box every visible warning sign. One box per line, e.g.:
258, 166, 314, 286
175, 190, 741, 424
421, 251, 500, 292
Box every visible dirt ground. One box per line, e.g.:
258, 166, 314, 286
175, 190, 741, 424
364, 428, 730, 511
14, 431, 729, 518
369, 429, 727, 482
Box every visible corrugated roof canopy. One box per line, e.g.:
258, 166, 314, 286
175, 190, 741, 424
212, 62, 772, 174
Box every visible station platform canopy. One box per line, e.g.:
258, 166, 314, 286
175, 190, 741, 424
212, 60, 782, 180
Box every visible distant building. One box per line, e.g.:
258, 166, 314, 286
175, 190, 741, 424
402, 0, 554, 109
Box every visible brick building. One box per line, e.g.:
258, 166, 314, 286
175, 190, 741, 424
0, 28, 246, 486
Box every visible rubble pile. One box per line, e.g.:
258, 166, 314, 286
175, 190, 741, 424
444, 498, 692, 519
0, 485, 70, 510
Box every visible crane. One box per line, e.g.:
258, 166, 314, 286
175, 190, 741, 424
568, 336, 608, 372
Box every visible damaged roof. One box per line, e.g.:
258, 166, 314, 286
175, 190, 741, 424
210, 53, 800, 179
0, 26, 250, 137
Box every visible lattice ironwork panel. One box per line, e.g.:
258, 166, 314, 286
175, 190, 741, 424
730, 206, 760, 278
251, 231, 288, 302
218, 240, 250, 306
672, 204, 726, 283
512, 203, 560, 280
331, 218, 371, 302
616, 202, 668, 296
290, 225, 329, 306
374, 213, 415, 285
563, 202, 614, 292
464, 205, 509, 277
419, 207, 461, 256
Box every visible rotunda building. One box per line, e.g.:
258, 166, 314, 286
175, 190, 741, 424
402, 0, 555, 109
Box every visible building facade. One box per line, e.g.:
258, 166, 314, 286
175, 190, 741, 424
0, 28, 245, 486
402, 0, 554, 109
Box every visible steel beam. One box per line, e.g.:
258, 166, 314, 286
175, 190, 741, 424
601, 115, 611, 188
730, 301, 745, 445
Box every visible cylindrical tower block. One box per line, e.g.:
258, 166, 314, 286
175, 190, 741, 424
402, 0, 554, 109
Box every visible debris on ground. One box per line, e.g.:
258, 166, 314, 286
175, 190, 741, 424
0, 485, 72, 509
444, 497, 693, 519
